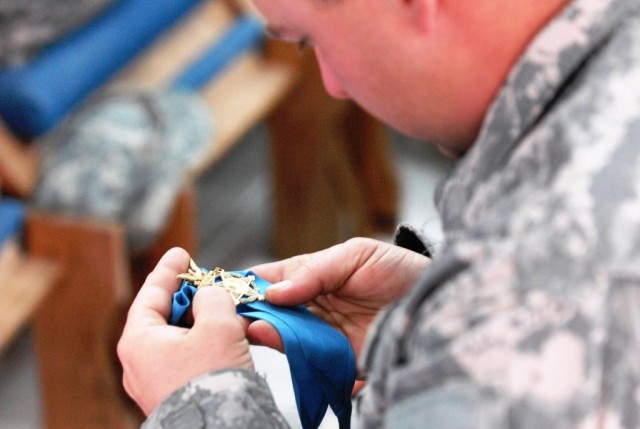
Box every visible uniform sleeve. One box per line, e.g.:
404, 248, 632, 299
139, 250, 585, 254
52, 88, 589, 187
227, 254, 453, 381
355, 241, 640, 428
142, 368, 290, 429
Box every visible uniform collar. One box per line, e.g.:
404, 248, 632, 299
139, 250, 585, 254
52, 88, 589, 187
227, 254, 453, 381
435, 0, 640, 232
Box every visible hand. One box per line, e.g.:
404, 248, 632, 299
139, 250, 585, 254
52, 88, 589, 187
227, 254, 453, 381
117, 247, 253, 415
247, 238, 429, 360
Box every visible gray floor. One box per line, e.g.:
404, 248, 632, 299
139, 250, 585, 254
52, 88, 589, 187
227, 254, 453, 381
0, 124, 451, 428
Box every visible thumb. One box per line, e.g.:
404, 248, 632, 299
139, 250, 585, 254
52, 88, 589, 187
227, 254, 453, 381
265, 279, 321, 306
186, 286, 254, 372
256, 238, 379, 305
190, 286, 238, 334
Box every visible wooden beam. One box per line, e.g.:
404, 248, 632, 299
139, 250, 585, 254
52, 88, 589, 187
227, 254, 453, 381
0, 241, 60, 352
26, 212, 139, 429
0, 121, 39, 198
129, 184, 198, 291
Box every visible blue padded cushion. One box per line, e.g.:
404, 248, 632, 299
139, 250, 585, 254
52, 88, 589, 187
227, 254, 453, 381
0, 0, 203, 137
171, 15, 264, 91
0, 198, 25, 245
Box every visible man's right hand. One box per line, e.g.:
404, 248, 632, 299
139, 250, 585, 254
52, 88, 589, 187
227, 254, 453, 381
247, 237, 429, 360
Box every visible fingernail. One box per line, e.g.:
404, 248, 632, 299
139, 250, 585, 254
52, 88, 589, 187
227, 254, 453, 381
266, 280, 291, 298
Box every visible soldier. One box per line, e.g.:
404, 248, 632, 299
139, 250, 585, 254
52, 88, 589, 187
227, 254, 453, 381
118, 0, 640, 427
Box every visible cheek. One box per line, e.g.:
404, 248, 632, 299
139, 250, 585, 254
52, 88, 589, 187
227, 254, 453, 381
315, 41, 409, 132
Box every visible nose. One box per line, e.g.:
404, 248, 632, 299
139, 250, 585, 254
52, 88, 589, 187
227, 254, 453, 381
315, 52, 349, 99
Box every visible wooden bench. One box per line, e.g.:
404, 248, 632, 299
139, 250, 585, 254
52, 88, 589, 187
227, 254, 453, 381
0, 240, 60, 353
0, 121, 59, 354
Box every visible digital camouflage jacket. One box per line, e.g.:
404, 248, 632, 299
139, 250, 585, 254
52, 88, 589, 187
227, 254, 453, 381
0, 0, 114, 67
144, 0, 640, 427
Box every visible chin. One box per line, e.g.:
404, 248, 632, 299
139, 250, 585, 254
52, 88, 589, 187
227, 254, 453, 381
384, 114, 478, 158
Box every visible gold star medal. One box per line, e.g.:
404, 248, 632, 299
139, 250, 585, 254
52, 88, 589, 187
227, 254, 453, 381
177, 259, 264, 305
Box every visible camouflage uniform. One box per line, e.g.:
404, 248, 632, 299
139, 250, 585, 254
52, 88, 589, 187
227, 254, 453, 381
144, 0, 640, 427
0, 0, 114, 67
34, 90, 214, 250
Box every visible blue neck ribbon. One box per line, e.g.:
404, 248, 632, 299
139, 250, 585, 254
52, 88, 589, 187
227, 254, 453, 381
169, 271, 355, 429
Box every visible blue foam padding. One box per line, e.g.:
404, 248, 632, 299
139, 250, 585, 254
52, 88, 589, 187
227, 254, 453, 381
0, 199, 25, 245
171, 15, 264, 91
0, 0, 203, 137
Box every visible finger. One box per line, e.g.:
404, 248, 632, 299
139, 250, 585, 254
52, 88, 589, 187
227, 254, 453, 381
352, 380, 366, 397
251, 255, 317, 305
239, 315, 251, 333
190, 286, 238, 336
246, 320, 284, 353
256, 239, 379, 306
250, 257, 295, 284
126, 247, 191, 327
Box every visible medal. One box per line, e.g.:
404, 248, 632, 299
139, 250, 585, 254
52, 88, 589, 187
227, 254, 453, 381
177, 259, 264, 305
170, 261, 355, 429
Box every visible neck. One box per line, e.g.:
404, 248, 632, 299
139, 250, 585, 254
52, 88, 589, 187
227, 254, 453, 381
445, 0, 573, 151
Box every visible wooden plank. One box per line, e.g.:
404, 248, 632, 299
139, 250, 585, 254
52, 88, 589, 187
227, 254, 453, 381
266, 50, 348, 256
340, 105, 399, 233
26, 212, 138, 429
110, 0, 236, 89
130, 184, 198, 291
192, 54, 296, 176
0, 241, 60, 351
265, 48, 399, 257
0, 121, 38, 198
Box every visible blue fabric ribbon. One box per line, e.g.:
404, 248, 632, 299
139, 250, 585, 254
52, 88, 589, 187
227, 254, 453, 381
170, 271, 355, 429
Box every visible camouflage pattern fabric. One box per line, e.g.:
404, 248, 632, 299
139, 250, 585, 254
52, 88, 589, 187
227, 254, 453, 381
0, 0, 115, 67
144, 0, 640, 427
34, 90, 213, 251
143, 369, 291, 429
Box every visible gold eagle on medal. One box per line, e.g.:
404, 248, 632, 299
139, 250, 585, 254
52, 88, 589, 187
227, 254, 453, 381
177, 259, 265, 305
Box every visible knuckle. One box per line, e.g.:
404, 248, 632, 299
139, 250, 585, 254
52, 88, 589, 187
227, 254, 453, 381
299, 253, 318, 272
116, 333, 134, 360
345, 236, 374, 249
211, 315, 242, 333
116, 339, 128, 360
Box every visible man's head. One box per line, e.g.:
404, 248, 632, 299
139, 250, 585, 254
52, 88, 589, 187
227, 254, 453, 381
253, 0, 571, 156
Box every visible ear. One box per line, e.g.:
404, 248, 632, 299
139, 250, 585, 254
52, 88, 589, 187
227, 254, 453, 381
398, 0, 438, 33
